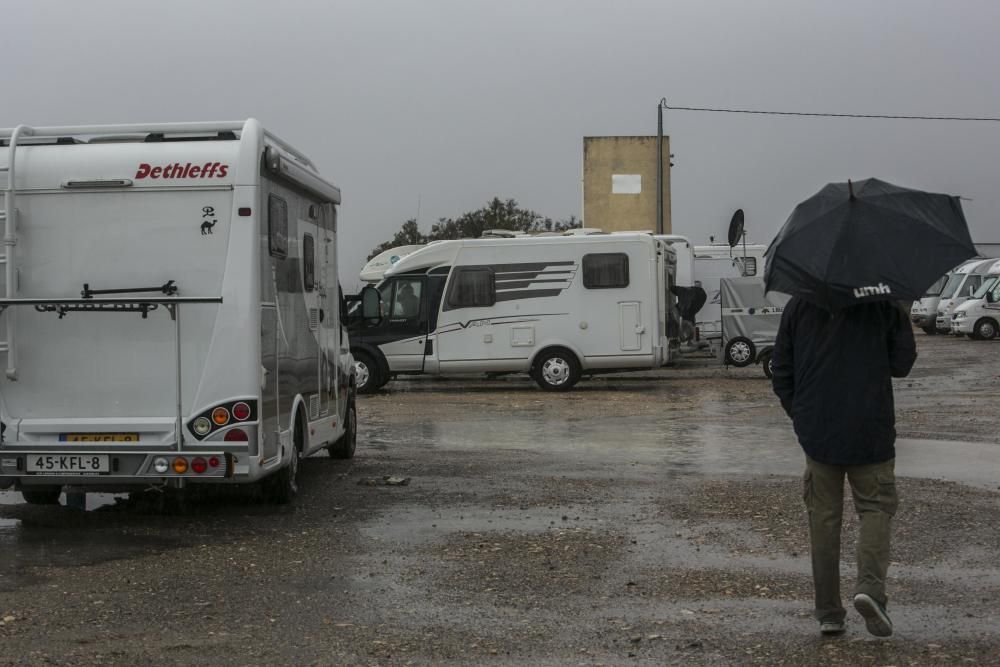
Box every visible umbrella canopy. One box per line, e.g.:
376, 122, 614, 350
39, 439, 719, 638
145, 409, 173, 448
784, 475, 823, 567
764, 178, 977, 310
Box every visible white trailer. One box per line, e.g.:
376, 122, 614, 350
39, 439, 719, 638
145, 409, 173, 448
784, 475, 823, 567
347, 234, 679, 391
0, 120, 361, 506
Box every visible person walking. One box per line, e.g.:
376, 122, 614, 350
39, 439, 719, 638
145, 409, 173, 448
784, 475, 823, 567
771, 298, 916, 637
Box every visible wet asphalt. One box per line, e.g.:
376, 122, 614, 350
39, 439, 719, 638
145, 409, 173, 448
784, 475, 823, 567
0, 333, 998, 666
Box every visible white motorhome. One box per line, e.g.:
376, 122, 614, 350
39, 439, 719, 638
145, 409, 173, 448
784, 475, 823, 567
0, 120, 364, 506
359, 244, 425, 283
347, 234, 679, 391
950, 259, 1000, 340
910, 264, 967, 335
934, 258, 995, 333
658, 237, 767, 337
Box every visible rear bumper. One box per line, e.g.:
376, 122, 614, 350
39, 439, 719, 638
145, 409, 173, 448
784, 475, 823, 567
0, 447, 236, 486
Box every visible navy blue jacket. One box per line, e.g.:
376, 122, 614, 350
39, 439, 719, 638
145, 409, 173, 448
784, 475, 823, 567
771, 297, 917, 465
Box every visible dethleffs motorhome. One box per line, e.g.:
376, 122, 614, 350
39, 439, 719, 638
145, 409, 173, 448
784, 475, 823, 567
0, 120, 365, 506
348, 234, 679, 391
950, 259, 1000, 340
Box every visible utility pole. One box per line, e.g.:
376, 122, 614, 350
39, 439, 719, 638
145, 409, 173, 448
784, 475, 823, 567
656, 98, 666, 235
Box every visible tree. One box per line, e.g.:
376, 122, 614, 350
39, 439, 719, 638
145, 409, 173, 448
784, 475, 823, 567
368, 198, 581, 259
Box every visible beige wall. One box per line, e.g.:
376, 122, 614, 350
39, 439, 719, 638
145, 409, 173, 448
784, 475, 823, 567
583, 136, 671, 233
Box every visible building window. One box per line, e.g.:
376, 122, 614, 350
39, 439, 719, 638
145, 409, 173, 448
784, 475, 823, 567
268, 194, 288, 258
447, 268, 495, 308
583, 253, 629, 289
303, 233, 315, 291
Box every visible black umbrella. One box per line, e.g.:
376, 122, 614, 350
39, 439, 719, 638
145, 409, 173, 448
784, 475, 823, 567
764, 178, 977, 310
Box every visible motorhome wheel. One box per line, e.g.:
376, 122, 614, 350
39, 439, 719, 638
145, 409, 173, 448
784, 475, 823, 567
21, 486, 62, 505
921, 326, 937, 336
533, 349, 581, 391
353, 351, 382, 394
974, 318, 998, 340
758, 351, 774, 379
724, 337, 756, 368
266, 416, 303, 504
328, 397, 357, 459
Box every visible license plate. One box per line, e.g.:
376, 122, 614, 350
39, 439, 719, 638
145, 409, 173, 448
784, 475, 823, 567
59, 433, 139, 442
27, 454, 110, 474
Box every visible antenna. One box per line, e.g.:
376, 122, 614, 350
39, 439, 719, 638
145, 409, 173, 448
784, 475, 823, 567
727, 209, 749, 274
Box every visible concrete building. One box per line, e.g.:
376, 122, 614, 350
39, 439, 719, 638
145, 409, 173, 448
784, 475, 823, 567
583, 136, 671, 234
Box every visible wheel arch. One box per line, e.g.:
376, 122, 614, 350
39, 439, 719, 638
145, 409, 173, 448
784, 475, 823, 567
528, 341, 585, 372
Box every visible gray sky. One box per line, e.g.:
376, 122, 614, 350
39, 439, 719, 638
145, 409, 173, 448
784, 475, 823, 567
5, 0, 999, 289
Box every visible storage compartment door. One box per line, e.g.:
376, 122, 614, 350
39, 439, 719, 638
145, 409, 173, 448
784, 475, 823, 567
619, 302, 642, 351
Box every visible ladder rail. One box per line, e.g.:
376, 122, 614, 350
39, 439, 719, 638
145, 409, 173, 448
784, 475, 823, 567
2, 125, 32, 380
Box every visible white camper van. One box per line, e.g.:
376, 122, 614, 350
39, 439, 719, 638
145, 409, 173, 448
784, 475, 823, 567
658, 237, 767, 337
910, 264, 967, 335
347, 234, 679, 391
950, 259, 1000, 340
0, 120, 364, 506
934, 258, 995, 333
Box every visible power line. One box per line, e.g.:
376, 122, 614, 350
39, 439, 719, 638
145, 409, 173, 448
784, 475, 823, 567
659, 102, 1000, 122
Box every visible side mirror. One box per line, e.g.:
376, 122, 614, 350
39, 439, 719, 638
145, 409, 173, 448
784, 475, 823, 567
360, 285, 383, 321
968, 285, 976, 297
987, 291, 997, 304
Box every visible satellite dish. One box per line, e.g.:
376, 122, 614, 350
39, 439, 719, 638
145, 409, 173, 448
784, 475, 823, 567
727, 209, 745, 248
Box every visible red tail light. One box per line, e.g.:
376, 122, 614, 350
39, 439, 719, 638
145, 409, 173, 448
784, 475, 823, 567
208, 456, 221, 468
232, 402, 251, 421
224, 428, 248, 442
191, 457, 207, 474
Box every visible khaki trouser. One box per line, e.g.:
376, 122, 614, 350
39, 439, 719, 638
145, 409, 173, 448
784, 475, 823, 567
803, 456, 898, 623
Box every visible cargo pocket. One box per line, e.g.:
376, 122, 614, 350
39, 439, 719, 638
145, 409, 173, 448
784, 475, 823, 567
802, 468, 813, 512
875, 468, 898, 517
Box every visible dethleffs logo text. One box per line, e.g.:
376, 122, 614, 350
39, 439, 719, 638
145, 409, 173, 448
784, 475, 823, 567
135, 162, 229, 179
854, 283, 892, 298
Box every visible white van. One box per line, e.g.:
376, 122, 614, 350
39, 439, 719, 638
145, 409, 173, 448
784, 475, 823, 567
910, 264, 970, 335
950, 259, 1000, 340
934, 258, 996, 333
347, 234, 679, 391
0, 120, 364, 506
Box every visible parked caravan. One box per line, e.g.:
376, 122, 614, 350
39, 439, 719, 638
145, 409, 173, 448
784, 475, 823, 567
0, 120, 366, 506
347, 234, 680, 392
718, 277, 790, 378
950, 259, 1000, 340
934, 258, 995, 333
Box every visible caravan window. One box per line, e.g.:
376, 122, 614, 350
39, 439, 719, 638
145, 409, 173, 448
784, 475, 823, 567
583, 253, 629, 289
447, 268, 496, 308
735, 256, 757, 277
303, 233, 315, 291
268, 195, 288, 258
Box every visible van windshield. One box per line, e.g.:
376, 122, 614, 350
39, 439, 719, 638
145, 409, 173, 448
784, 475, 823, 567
923, 275, 947, 297
939, 273, 965, 299
972, 276, 999, 300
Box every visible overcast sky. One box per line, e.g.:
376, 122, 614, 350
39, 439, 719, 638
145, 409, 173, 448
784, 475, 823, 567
5, 0, 999, 289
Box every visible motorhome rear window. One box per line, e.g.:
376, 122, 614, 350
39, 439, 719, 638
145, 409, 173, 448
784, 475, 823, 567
268, 195, 288, 258
303, 233, 315, 291
583, 253, 629, 289
736, 256, 757, 276
447, 268, 496, 308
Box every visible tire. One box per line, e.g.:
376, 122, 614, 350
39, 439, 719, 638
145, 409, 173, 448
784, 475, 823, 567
921, 326, 937, 336
265, 414, 303, 504
353, 351, 382, 395
21, 486, 62, 505
532, 348, 581, 392
974, 318, 998, 341
724, 336, 756, 368
328, 395, 357, 459
759, 351, 774, 379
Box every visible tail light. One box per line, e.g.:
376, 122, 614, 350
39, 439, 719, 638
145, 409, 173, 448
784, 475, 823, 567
172, 457, 188, 474
191, 457, 208, 474
224, 428, 248, 442
188, 400, 258, 440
